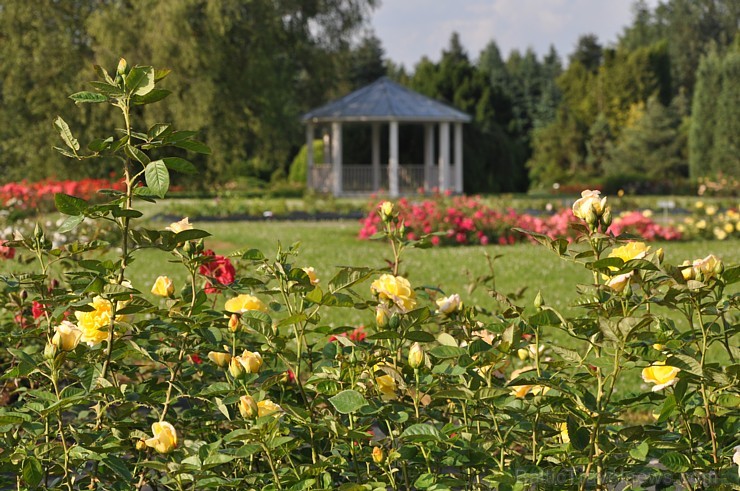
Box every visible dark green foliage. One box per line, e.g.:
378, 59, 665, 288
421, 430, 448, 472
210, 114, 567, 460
690, 43, 740, 179
0, 0, 377, 187
606, 96, 688, 181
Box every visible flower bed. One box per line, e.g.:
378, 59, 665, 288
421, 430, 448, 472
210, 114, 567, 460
0, 178, 126, 213
358, 194, 682, 245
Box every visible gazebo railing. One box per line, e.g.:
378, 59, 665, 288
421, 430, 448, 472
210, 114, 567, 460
311, 164, 451, 194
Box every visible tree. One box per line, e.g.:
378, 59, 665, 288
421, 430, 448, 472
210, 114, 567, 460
711, 46, 740, 177
0, 0, 378, 186
569, 34, 603, 73
347, 33, 387, 89
0, 0, 98, 181
689, 48, 723, 178
606, 96, 687, 182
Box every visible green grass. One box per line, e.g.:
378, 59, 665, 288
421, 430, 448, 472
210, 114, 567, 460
131, 219, 739, 320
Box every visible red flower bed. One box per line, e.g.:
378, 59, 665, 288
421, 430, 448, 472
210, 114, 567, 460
0, 178, 127, 211
358, 195, 681, 246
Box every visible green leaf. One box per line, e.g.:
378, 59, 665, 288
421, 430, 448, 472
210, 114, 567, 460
69, 91, 108, 103
591, 258, 623, 270
659, 451, 690, 473
328, 390, 367, 414
400, 423, 443, 442
88, 137, 114, 152
656, 394, 676, 423
629, 441, 649, 461
329, 267, 374, 293
162, 157, 197, 174
134, 88, 171, 105
90, 81, 123, 97
550, 345, 582, 364
570, 427, 590, 451
429, 345, 466, 360
93, 64, 115, 84
54, 116, 79, 152
125, 144, 150, 165
22, 456, 43, 487
57, 215, 85, 234
102, 455, 133, 481
145, 160, 170, 198
174, 229, 211, 243
54, 193, 87, 216
173, 139, 211, 154
722, 265, 740, 285
125, 66, 155, 96
666, 354, 702, 377
528, 309, 561, 327
405, 330, 435, 342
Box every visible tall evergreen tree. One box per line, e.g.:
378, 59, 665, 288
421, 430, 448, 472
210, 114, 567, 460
689, 48, 723, 178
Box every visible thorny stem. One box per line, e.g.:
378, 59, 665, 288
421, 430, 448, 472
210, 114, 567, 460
692, 297, 718, 464
51, 364, 73, 491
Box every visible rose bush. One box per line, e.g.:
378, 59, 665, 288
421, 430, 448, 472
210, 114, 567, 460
0, 63, 737, 491
358, 193, 682, 246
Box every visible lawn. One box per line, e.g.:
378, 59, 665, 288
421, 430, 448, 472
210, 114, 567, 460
132, 218, 739, 321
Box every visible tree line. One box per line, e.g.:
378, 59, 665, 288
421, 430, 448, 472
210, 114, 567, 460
0, 0, 737, 193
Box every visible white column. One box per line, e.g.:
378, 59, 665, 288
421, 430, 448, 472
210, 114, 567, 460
332, 122, 342, 196
454, 122, 463, 193
389, 120, 399, 198
306, 123, 314, 190
424, 123, 434, 192
323, 130, 331, 164
438, 122, 450, 191
372, 123, 381, 192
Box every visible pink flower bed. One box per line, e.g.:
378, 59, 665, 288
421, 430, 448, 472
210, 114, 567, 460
358, 196, 681, 246
0, 178, 127, 211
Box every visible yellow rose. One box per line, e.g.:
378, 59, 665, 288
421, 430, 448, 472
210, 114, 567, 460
224, 294, 268, 314
151, 276, 175, 298
511, 384, 549, 398
238, 395, 258, 419
606, 271, 633, 292
407, 342, 425, 369
436, 293, 462, 315
302, 267, 319, 285
379, 201, 396, 222
608, 242, 650, 265
166, 217, 192, 234
375, 304, 390, 328
228, 357, 244, 378
679, 260, 695, 281
572, 190, 607, 221
691, 254, 723, 280
145, 421, 177, 453
723, 222, 734, 234
234, 350, 263, 374
257, 399, 283, 418
51, 320, 82, 352
371, 274, 417, 312
705, 205, 717, 216
375, 374, 397, 401
207, 351, 231, 367
228, 313, 240, 332
641, 362, 680, 391
372, 446, 385, 465
75, 296, 115, 347
559, 422, 570, 444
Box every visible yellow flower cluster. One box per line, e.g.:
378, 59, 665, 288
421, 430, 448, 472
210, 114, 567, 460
679, 206, 740, 241
371, 274, 417, 313
75, 296, 117, 347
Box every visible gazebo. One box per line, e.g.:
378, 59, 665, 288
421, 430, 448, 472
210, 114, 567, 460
301, 77, 472, 197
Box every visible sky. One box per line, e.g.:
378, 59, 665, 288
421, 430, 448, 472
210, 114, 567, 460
371, 0, 660, 68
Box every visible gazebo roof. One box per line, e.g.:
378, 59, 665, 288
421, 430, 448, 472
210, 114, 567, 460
301, 77, 472, 124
